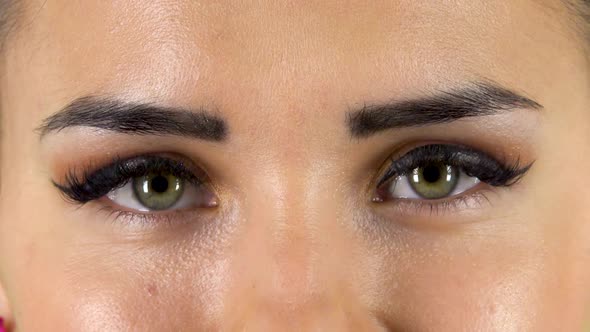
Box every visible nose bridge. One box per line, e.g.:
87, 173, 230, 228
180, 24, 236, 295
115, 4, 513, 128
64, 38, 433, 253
227, 145, 357, 328
249, 156, 323, 301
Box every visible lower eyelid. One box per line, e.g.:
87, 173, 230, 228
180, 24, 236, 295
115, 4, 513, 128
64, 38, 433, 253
371, 188, 498, 227
88, 203, 218, 233
381, 171, 481, 200
56, 154, 213, 204
106, 180, 218, 213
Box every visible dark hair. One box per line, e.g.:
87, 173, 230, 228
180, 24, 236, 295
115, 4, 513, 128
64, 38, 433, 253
580, 0, 590, 25
0, 0, 18, 52
566, 0, 590, 46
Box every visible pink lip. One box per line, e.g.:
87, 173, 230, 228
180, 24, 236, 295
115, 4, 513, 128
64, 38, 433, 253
0, 317, 5, 332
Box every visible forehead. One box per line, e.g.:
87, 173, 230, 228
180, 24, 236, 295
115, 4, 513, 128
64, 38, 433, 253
6, 0, 582, 114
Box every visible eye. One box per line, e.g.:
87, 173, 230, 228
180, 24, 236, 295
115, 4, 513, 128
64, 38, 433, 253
54, 155, 218, 213
134, 173, 184, 210
106, 172, 216, 212
381, 163, 480, 200
374, 144, 531, 203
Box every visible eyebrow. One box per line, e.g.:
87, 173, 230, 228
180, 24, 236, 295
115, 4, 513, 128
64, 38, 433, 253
38, 96, 228, 141
347, 81, 543, 138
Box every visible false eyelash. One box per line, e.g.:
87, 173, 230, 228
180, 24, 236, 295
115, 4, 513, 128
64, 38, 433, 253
53, 155, 202, 204
377, 144, 532, 188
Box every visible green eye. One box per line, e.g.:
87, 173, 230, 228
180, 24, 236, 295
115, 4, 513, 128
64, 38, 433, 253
408, 163, 459, 199
133, 173, 184, 210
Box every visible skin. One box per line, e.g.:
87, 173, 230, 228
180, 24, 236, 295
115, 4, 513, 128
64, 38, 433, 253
1, 0, 590, 330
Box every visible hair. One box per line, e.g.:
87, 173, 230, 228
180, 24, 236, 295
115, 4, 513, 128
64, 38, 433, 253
0, 0, 17, 52
565, 0, 590, 47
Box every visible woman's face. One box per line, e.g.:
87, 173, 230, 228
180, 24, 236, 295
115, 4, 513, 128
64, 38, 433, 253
0, 0, 589, 330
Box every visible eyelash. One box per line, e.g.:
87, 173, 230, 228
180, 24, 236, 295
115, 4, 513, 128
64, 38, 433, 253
54, 145, 531, 221
375, 144, 531, 205
54, 155, 204, 204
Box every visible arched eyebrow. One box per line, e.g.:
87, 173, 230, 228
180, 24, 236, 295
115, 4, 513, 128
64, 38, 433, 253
38, 96, 228, 142
347, 81, 543, 138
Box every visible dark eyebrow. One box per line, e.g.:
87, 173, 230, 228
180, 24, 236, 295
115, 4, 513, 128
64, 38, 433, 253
347, 81, 543, 138
38, 96, 228, 141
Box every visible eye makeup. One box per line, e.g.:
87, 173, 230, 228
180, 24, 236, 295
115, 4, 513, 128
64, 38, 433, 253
53, 155, 207, 204
372, 143, 533, 218
377, 144, 531, 190
49, 133, 533, 231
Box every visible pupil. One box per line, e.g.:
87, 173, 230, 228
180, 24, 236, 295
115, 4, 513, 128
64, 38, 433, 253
151, 176, 169, 193
422, 165, 441, 183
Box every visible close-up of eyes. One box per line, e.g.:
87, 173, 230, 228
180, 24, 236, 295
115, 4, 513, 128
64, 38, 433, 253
54, 155, 218, 213
374, 144, 531, 204
2, 0, 590, 330
52, 144, 532, 219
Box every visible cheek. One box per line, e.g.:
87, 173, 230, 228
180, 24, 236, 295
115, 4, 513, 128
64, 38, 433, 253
9, 237, 232, 330
401, 254, 541, 331
366, 220, 548, 331
69, 246, 230, 330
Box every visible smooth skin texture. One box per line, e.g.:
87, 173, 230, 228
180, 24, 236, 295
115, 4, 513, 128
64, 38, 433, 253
1, 0, 590, 330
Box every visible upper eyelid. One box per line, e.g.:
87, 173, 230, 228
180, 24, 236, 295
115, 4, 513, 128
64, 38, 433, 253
376, 144, 521, 188
376, 145, 475, 186
86, 155, 201, 180
54, 155, 205, 203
